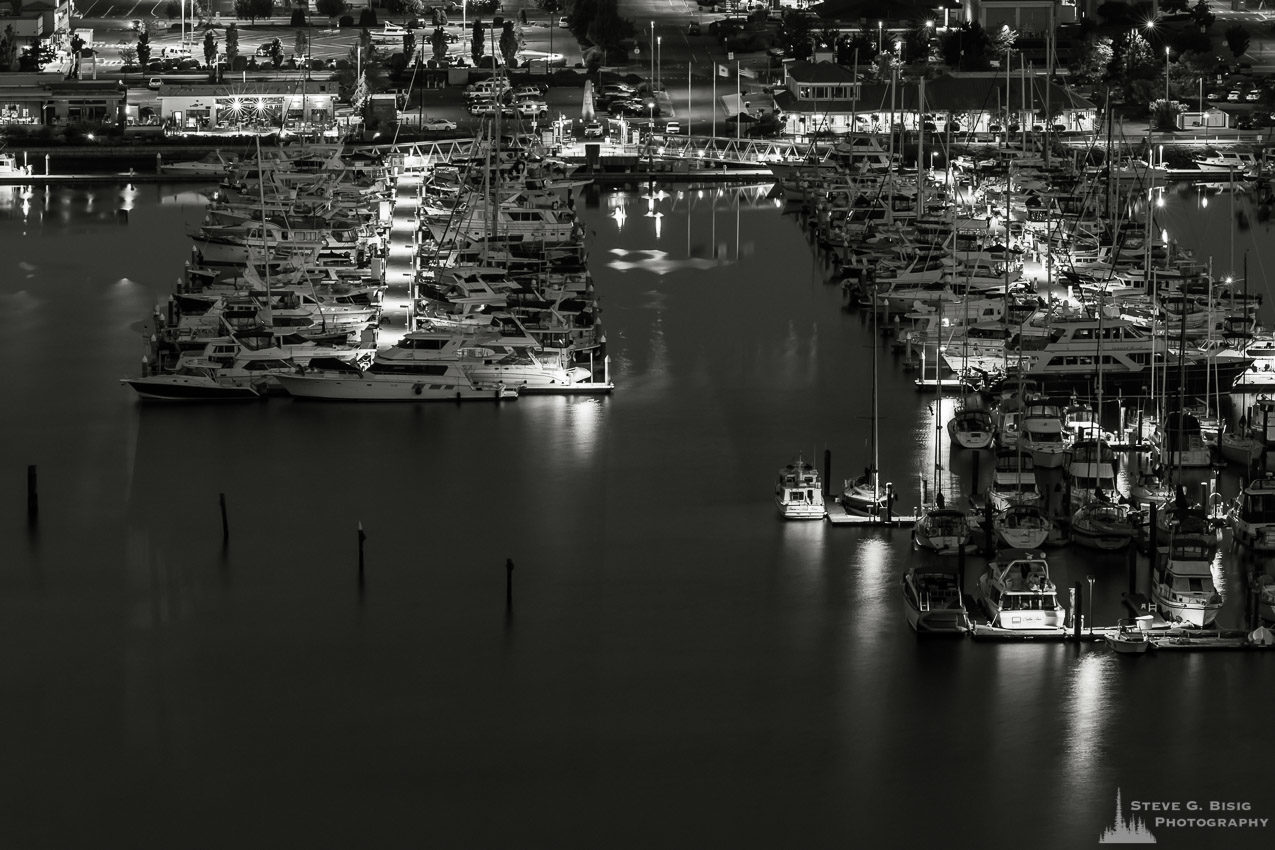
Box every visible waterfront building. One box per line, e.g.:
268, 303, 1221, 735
0, 74, 125, 126
154, 80, 340, 133
773, 60, 1097, 138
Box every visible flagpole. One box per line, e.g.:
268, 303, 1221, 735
735, 61, 741, 142
687, 60, 692, 137
712, 68, 716, 139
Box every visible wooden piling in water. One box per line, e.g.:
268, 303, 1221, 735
27, 464, 37, 525
218, 492, 228, 540
506, 558, 515, 608
823, 449, 831, 498
357, 522, 366, 583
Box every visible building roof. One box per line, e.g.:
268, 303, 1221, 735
157, 81, 338, 97
784, 60, 860, 84
809, 0, 958, 18
780, 68, 1096, 113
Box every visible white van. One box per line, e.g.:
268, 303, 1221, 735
465, 78, 510, 98
159, 46, 192, 60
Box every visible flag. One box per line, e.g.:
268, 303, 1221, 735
739, 66, 757, 80
717, 63, 729, 78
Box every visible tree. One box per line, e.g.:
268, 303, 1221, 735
235, 0, 275, 23
290, 3, 307, 26
203, 30, 217, 66
270, 37, 283, 68
499, 19, 517, 67
295, 28, 310, 61
317, 0, 345, 20
939, 22, 991, 71
1191, 0, 1215, 31
224, 23, 240, 65
0, 24, 17, 71
165, 1, 179, 20
118, 43, 138, 66
69, 31, 84, 78
403, 30, 416, 63
1067, 33, 1113, 83
137, 29, 152, 67
1226, 24, 1250, 59
584, 0, 634, 56
432, 27, 447, 63
471, 20, 485, 64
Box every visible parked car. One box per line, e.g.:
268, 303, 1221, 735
664, 120, 681, 135
1236, 115, 1255, 130
687, 21, 701, 35
511, 85, 545, 99
601, 83, 636, 97
609, 99, 647, 117
1247, 89, 1263, 102
421, 117, 458, 131
515, 99, 548, 117
1228, 89, 1243, 101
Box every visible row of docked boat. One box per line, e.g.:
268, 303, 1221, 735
774, 133, 1252, 636
124, 116, 614, 401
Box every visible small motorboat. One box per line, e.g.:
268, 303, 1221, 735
1106, 618, 1152, 655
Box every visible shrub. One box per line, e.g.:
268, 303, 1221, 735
358, 8, 377, 27
339, 14, 354, 27
290, 9, 306, 25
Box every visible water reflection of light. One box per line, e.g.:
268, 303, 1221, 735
603, 248, 718, 274
612, 206, 626, 229
522, 395, 606, 466
120, 183, 138, 212
1061, 651, 1115, 795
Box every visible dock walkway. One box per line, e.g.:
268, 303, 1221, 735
379, 171, 423, 348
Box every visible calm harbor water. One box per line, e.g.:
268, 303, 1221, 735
2, 177, 1274, 849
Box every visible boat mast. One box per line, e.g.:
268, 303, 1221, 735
871, 282, 880, 504
255, 134, 273, 333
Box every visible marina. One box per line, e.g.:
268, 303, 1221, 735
9, 135, 1275, 847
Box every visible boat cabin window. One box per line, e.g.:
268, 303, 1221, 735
1171, 576, 1214, 594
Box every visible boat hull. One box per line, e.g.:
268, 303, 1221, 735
274, 373, 515, 401
777, 502, 826, 520
1152, 591, 1222, 628
1070, 525, 1134, 551
121, 376, 261, 401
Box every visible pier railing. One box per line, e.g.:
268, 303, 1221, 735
365, 136, 810, 171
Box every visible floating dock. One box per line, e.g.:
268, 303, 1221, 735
825, 502, 916, 527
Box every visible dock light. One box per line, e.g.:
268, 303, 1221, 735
1226, 276, 1234, 284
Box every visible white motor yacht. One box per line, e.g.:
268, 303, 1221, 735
1230, 474, 1275, 552
1152, 511, 1223, 627
976, 549, 1067, 634
775, 456, 826, 520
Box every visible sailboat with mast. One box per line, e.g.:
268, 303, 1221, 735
841, 286, 891, 517
912, 364, 973, 554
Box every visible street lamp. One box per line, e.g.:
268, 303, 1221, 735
657, 35, 662, 91
877, 21, 883, 53
1165, 46, 1171, 106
